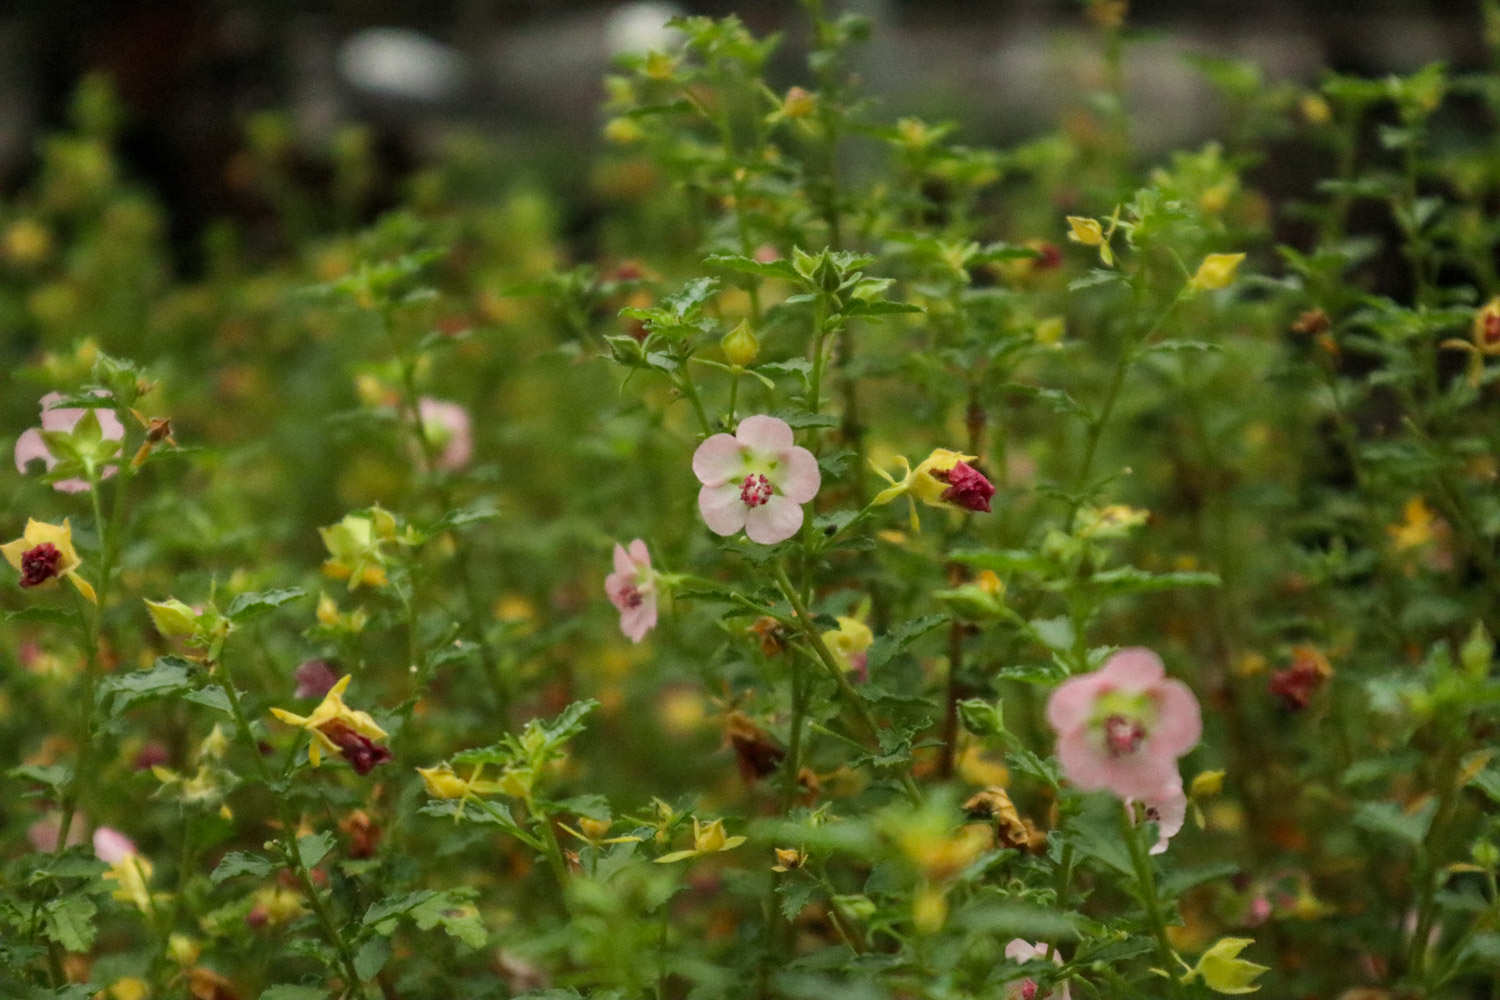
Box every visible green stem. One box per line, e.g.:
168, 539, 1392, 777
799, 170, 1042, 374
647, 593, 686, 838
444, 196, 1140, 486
677, 369, 715, 437
220, 654, 371, 999
1120, 805, 1181, 995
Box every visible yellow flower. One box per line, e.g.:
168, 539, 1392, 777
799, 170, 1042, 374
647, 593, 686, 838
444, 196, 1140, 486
416, 762, 505, 800
1065, 208, 1119, 266
871, 448, 995, 530
655, 817, 748, 863
1387, 497, 1437, 551
269, 675, 390, 772
1189, 253, 1246, 291
1179, 937, 1270, 994
821, 616, 873, 677
771, 847, 807, 872
318, 512, 392, 590
1, 518, 96, 603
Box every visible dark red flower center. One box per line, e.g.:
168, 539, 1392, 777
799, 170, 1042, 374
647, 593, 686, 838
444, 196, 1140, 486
1484, 311, 1500, 345
935, 461, 995, 513
740, 473, 773, 507
320, 722, 392, 775
619, 583, 644, 609
1020, 980, 1039, 1000
19, 543, 62, 587
1103, 714, 1146, 757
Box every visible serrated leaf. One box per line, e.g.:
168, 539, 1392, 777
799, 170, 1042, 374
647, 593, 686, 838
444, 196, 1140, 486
866, 615, 947, 674
9, 763, 72, 790
210, 851, 273, 884
226, 588, 306, 623
101, 657, 195, 713
778, 879, 818, 921
364, 890, 438, 930
298, 831, 336, 870
42, 895, 97, 952
410, 888, 487, 949
703, 252, 800, 281
182, 685, 233, 716
1353, 801, 1434, 847
354, 935, 391, 980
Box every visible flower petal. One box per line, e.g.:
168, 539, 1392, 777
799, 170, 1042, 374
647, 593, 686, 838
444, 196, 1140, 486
744, 494, 803, 545
692, 433, 745, 485
772, 445, 821, 503
734, 414, 794, 452
627, 538, 651, 568
1148, 678, 1203, 757
14, 428, 54, 474
1099, 647, 1166, 692
620, 595, 658, 643
698, 482, 747, 536
612, 542, 634, 577
1046, 672, 1105, 735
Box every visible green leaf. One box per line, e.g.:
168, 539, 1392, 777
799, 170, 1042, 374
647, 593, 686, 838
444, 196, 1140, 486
957, 899, 1081, 941
1353, 800, 1435, 847
182, 685, 234, 715
210, 851, 274, 885
777, 879, 818, 921
354, 935, 391, 980
9, 763, 72, 791
866, 615, 947, 674
428, 501, 500, 533
1079, 567, 1221, 597
298, 831, 337, 870
1065, 795, 1133, 876
260, 987, 329, 1000
101, 657, 195, 713
410, 888, 487, 949
1028, 617, 1075, 653
703, 252, 799, 281
2, 607, 81, 628
364, 890, 439, 931
226, 587, 306, 623
1161, 861, 1240, 898
42, 895, 97, 952
951, 548, 1054, 576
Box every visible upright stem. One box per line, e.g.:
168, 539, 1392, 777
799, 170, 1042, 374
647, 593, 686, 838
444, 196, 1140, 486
1120, 806, 1181, 995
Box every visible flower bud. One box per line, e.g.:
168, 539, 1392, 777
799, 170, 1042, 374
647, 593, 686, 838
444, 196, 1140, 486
721, 320, 760, 366
1189, 252, 1246, 291
145, 598, 198, 640
782, 86, 817, 119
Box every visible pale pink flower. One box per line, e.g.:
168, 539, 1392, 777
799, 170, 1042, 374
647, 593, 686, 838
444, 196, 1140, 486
1045, 647, 1201, 801
692, 415, 820, 545
93, 826, 138, 864
1129, 776, 1187, 855
417, 398, 473, 471
27, 813, 85, 852
605, 539, 658, 642
15, 391, 125, 493
294, 659, 341, 699
1003, 939, 1071, 1000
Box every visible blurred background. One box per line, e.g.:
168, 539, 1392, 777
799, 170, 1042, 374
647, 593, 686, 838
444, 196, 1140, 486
0, 0, 1491, 269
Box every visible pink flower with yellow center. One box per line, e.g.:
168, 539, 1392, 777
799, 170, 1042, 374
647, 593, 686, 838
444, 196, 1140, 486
692, 415, 820, 545
14, 391, 125, 493
605, 538, 658, 642
1045, 647, 1201, 801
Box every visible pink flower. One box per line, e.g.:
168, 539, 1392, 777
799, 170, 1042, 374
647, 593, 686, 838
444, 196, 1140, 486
417, 398, 473, 471
1003, 939, 1071, 1000
15, 391, 125, 493
937, 460, 995, 513
93, 826, 138, 864
1045, 647, 1201, 801
1129, 776, 1187, 855
691, 415, 820, 545
605, 539, 659, 642
294, 659, 341, 699
27, 813, 85, 852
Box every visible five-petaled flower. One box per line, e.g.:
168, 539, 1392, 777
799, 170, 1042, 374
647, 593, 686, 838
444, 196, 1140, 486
15, 391, 126, 493
692, 415, 820, 545
654, 817, 748, 863
1045, 647, 1201, 801
2, 518, 97, 603
605, 538, 659, 642
269, 675, 391, 773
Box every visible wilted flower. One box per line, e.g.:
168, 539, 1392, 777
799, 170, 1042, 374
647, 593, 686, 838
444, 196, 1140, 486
2, 518, 97, 603
1045, 647, 1201, 800
692, 415, 820, 545
269, 675, 391, 774
1003, 938, 1071, 1000
1268, 645, 1332, 711
417, 397, 473, 470
604, 538, 659, 642
14, 391, 125, 493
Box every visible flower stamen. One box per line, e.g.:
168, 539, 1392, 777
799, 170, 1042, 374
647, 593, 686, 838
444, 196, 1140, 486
1102, 714, 1146, 757
739, 473, 773, 507
19, 543, 61, 587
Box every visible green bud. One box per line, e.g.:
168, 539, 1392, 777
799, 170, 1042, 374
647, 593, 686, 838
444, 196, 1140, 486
933, 583, 1004, 620
92, 352, 143, 408
957, 697, 1006, 738
1473, 838, 1500, 870
1461, 621, 1493, 678
721, 320, 760, 366
145, 598, 198, 640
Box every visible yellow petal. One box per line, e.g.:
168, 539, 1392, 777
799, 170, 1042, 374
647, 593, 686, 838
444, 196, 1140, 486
68, 572, 97, 605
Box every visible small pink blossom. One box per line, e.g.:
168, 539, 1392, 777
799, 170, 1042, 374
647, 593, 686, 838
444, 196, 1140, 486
1129, 776, 1187, 855
15, 391, 126, 493
93, 826, 138, 864
1003, 939, 1071, 1000
692, 415, 820, 545
417, 398, 473, 471
1045, 647, 1201, 801
27, 813, 85, 852
605, 538, 658, 642
294, 659, 341, 699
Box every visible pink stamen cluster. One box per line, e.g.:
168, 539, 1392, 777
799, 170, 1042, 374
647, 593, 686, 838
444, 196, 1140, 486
1103, 714, 1145, 757
739, 473, 773, 507
19, 543, 61, 588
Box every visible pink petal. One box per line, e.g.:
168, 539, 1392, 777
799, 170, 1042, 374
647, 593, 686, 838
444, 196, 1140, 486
604, 570, 633, 613
692, 433, 745, 485
1142, 781, 1187, 855
14, 428, 54, 473
620, 594, 658, 642
1099, 647, 1166, 692
1148, 679, 1202, 758
93, 826, 137, 864
735, 414, 794, 452
698, 482, 747, 536
419, 398, 472, 470
53, 477, 94, 494
1046, 673, 1106, 735
627, 538, 651, 568
1057, 729, 1179, 799
612, 542, 634, 577
772, 445, 821, 504
744, 494, 803, 544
